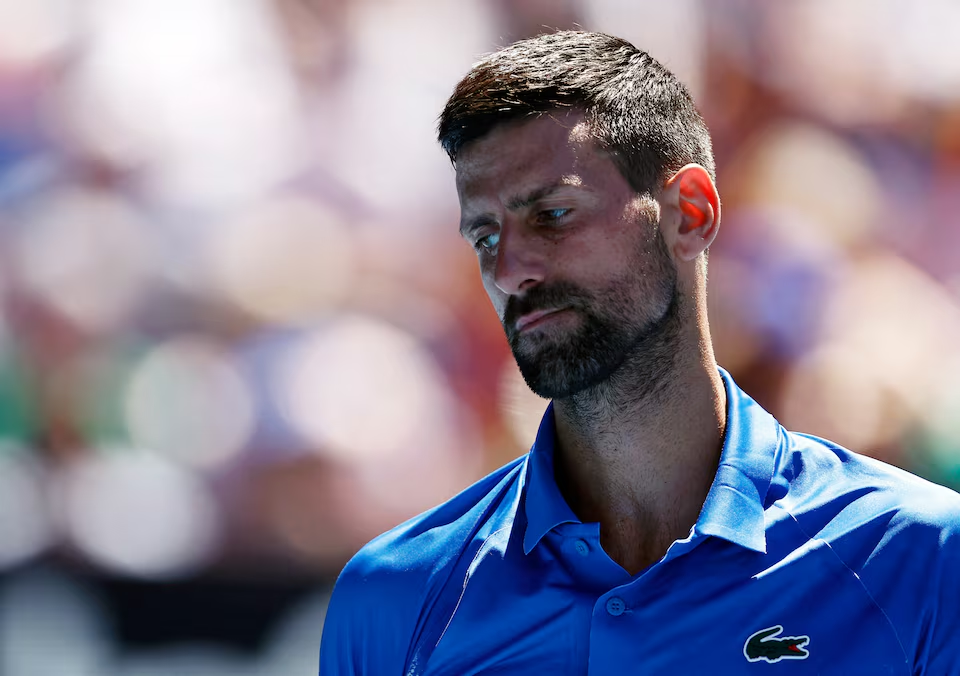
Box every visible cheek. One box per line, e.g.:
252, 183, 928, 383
480, 275, 508, 319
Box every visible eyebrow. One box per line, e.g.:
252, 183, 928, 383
459, 181, 571, 238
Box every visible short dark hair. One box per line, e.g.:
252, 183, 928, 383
438, 31, 715, 196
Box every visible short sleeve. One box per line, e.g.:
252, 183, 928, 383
915, 521, 960, 675
319, 554, 419, 675
850, 483, 960, 675
317, 456, 528, 675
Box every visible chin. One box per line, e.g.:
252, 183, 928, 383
514, 349, 618, 400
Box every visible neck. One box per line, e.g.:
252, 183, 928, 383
551, 325, 726, 575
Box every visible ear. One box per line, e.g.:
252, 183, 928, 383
661, 164, 720, 263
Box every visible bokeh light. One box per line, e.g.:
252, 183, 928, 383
768, 0, 960, 125
14, 187, 156, 333
819, 253, 960, 413
124, 336, 254, 469
0, 0, 75, 66
58, 451, 220, 579
54, 0, 303, 205
919, 355, 960, 480
726, 121, 881, 249
276, 314, 451, 464
780, 344, 901, 453
0, 449, 54, 571
208, 197, 356, 325
274, 313, 484, 520
320, 0, 489, 215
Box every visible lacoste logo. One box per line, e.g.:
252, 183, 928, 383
743, 625, 810, 663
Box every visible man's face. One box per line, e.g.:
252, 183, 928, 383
455, 112, 680, 399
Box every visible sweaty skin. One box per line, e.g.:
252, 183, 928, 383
456, 110, 726, 575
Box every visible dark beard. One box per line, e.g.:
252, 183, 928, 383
503, 234, 681, 401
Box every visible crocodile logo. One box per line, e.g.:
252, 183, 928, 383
743, 625, 810, 663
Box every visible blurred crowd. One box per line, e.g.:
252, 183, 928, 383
1, 0, 959, 673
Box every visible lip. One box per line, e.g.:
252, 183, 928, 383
515, 308, 568, 332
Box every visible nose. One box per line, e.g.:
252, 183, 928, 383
492, 226, 545, 296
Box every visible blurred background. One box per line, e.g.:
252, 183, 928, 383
1, 0, 959, 673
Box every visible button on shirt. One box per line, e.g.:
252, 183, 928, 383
320, 369, 960, 675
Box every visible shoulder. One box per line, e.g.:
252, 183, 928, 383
778, 430, 960, 544
345, 453, 527, 580
319, 455, 527, 675
776, 431, 960, 670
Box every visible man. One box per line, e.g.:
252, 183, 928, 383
320, 31, 960, 674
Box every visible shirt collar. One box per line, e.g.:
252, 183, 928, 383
521, 367, 782, 555
522, 402, 581, 555
694, 367, 780, 553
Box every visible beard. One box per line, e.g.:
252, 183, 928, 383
503, 228, 681, 401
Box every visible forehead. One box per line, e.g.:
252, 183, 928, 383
454, 111, 601, 200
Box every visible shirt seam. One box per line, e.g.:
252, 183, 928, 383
780, 505, 911, 673
434, 525, 513, 649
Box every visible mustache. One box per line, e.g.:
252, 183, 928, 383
503, 281, 590, 336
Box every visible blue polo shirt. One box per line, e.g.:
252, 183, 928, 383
320, 369, 960, 674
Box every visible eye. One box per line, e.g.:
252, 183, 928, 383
537, 208, 571, 225
475, 231, 500, 252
